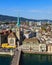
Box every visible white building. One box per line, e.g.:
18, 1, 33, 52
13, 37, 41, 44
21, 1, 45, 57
22, 38, 40, 52
37, 21, 41, 26
39, 44, 46, 52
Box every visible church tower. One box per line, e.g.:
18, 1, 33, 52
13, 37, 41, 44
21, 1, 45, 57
16, 16, 20, 46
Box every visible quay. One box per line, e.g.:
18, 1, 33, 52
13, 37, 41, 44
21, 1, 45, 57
22, 50, 52, 55
11, 48, 21, 65
0, 48, 14, 55
0, 51, 14, 55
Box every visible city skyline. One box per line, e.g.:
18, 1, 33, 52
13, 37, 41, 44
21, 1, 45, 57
0, 0, 52, 19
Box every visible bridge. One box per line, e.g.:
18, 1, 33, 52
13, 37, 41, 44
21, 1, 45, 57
11, 47, 21, 65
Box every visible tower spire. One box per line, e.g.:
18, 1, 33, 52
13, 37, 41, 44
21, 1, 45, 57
16, 15, 20, 41
16, 15, 20, 28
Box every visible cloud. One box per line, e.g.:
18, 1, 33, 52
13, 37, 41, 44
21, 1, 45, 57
26, 9, 52, 14
27, 10, 42, 13
0, 8, 52, 15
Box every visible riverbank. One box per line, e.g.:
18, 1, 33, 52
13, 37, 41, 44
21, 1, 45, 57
22, 50, 52, 55
0, 51, 14, 56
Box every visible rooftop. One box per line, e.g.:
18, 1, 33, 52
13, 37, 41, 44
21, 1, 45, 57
23, 37, 39, 43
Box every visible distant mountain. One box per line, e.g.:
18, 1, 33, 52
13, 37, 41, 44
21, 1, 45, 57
0, 15, 52, 24
0, 15, 38, 24
0, 15, 17, 22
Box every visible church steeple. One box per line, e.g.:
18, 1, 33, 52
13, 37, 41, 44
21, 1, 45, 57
16, 16, 20, 28
16, 16, 20, 41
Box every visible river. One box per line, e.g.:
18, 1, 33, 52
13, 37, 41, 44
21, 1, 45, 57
0, 55, 12, 65
20, 53, 52, 65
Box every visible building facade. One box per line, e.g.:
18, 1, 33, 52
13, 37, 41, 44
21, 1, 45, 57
8, 32, 16, 46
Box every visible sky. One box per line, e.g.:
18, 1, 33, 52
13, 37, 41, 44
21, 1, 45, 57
0, 0, 52, 19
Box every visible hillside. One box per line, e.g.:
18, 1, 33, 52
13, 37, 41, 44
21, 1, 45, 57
0, 15, 52, 24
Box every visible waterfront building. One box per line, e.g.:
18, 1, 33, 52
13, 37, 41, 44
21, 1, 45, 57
47, 44, 52, 53
8, 32, 16, 46
31, 44, 40, 52
22, 38, 40, 52
39, 44, 46, 52
22, 37, 47, 52
2, 32, 16, 48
